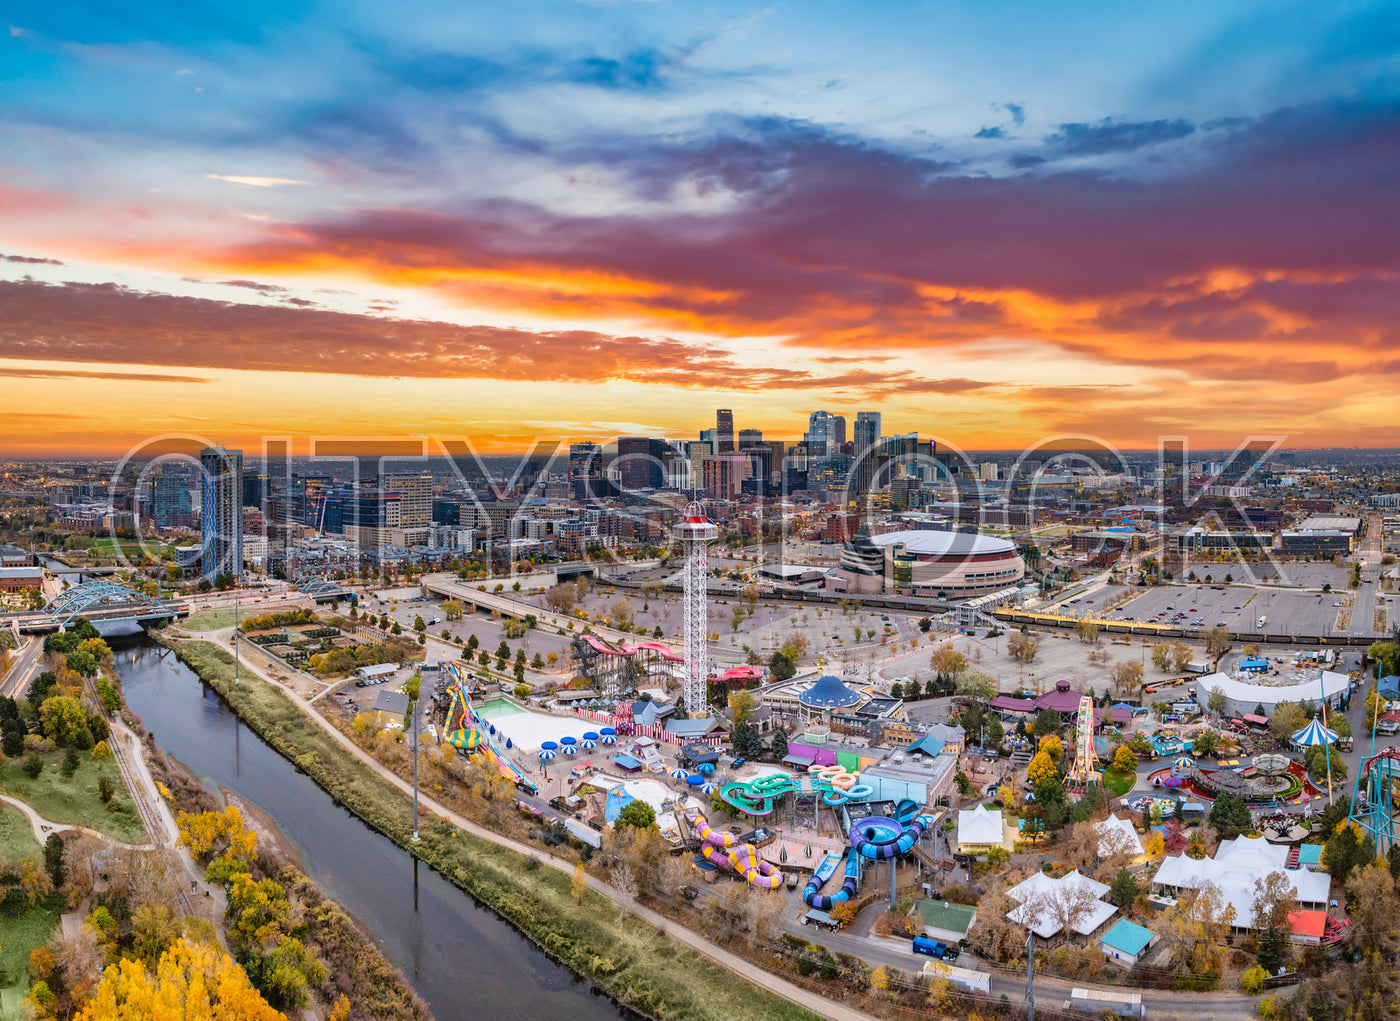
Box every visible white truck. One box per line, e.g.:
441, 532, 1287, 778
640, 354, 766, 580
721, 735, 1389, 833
1185, 660, 1213, 674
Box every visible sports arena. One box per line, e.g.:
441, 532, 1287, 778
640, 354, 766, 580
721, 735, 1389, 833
828, 529, 1025, 598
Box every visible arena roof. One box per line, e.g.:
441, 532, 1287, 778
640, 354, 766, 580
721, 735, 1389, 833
868, 529, 1016, 558
1194, 670, 1350, 708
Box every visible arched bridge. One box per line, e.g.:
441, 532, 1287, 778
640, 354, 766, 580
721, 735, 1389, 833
36, 580, 186, 630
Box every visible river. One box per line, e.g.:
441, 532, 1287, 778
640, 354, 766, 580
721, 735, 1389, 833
113, 642, 628, 1021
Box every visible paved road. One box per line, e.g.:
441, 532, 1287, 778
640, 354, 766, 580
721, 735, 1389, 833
1, 635, 44, 698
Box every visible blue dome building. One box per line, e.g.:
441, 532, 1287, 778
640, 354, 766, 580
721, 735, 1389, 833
799, 674, 862, 721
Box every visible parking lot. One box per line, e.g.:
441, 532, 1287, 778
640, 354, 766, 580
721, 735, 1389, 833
1105, 584, 1348, 638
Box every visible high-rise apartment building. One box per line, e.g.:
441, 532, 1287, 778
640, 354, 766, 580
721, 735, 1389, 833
381, 473, 432, 528
199, 447, 243, 580
151, 475, 192, 528
738, 428, 763, 446
715, 409, 735, 452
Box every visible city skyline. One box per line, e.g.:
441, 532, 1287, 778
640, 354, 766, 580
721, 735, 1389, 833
3, 3, 1400, 455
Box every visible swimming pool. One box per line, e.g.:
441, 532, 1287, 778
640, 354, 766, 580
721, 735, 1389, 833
475, 698, 525, 722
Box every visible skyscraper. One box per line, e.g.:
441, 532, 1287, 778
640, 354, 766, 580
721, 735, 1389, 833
738, 428, 763, 446
854, 411, 882, 454
199, 447, 243, 581
806, 410, 836, 454
715, 409, 734, 452
150, 475, 192, 528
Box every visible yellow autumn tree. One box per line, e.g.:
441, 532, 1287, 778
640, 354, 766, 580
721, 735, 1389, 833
1027, 751, 1058, 786
1112, 744, 1138, 773
75, 938, 287, 1020
1038, 733, 1064, 760
177, 806, 258, 865
571, 862, 587, 903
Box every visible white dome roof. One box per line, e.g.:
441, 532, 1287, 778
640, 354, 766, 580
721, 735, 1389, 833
867, 529, 1016, 558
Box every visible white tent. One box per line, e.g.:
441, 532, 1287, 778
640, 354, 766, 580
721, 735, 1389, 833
1006, 869, 1117, 939
956, 804, 1005, 850
1152, 835, 1329, 927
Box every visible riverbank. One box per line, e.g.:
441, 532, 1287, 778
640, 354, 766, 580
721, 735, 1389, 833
160, 637, 821, 1021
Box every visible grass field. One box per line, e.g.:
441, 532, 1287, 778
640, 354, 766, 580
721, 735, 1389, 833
181, 607, 241, 631
1102, 767, 1136, 797
0, 803, 41, 862
0, 906, 60, 1021
169, 639, 819, 1021
0, 752, 144, 844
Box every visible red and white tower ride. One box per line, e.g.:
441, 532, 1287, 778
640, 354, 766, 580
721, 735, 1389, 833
675, 502, 719, 717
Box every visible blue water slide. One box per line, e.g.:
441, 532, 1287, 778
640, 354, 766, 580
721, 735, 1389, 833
850, 798, 936, 860
803, 852, 862, 909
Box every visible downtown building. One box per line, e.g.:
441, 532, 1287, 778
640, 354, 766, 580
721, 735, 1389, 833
199, 447, 243, 580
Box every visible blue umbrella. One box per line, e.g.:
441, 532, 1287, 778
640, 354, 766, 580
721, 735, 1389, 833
701, 782, 717, 795
670, 768, 688, 780
560, 736, 578, 747
541, 740, 559, 750
600, 733, 617, 745
686, 773, 704, 786
539, 749, 555, 761
601, 727, 616, 736
583, 732, 600, 742
581, 739, 597, 750
562, 744, 576, 755
697, 762, 715, 775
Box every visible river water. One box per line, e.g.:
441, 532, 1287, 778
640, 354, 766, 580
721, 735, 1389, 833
113, 643, 627, 1021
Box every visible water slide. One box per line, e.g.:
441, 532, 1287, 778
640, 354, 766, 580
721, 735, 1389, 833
441, 662, 538, 795
850, 798, 936, 860
687, 811, 784, 889
718, 770, 875, 816
803, 852, 861, 910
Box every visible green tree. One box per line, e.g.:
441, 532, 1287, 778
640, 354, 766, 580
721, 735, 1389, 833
21, 752, 43, 779
44, 832, 65, 888
40, 695, 90, 746
1031, 709, 1061, 737
770, 729, 788, 760
731, 721, 763, 758
1108, 868, 1139, 907
1256, 924, 1284, 973
1208, 793, 1253, 839
615, 799, 657, 832
1207, 687, 1227, 715
768, 649, 796, 681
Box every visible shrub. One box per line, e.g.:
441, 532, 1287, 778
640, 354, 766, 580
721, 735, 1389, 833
97, 777, 116, 803
797, 953, 816, 977
1240, 965, 1268, 995
22, 752, 43, 779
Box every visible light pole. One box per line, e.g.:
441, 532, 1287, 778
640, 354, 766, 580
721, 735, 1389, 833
411, 671, 420, 842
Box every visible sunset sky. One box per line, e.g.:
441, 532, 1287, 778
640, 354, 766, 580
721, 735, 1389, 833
2, 2, 1398, 455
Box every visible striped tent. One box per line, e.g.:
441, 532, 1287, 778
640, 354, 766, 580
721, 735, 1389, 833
1292, 718, 1337, 746
539, 749, 556, 761
670, 768, 688, 780
1173, 756, 1192, 771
